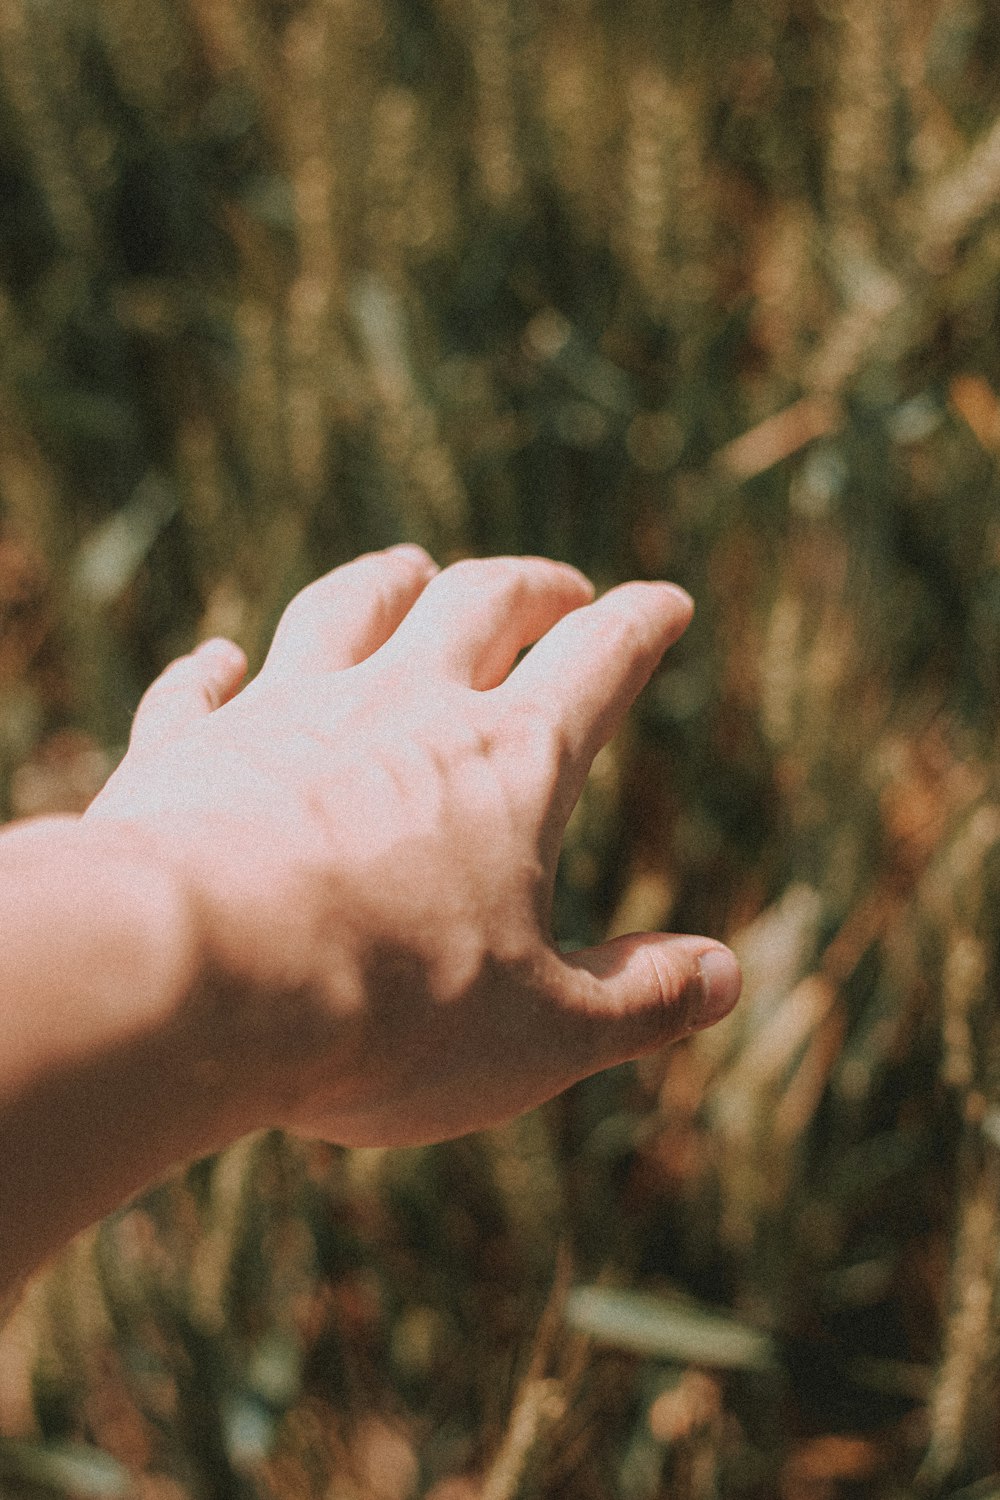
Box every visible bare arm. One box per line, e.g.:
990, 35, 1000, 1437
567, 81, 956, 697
0, 817, 249, 1294
0, 548, 741, 1300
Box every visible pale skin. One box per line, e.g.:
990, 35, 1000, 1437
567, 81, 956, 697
0, 548, 741, 1300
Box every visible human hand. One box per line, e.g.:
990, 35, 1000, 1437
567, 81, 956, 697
86, 547, 740, 1147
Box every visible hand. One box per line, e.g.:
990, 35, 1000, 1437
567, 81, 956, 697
86, 547, 741, 1147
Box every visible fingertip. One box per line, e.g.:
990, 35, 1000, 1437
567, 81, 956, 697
597, 578, 694, 619
194, 637, 249, 708
661, 581, 694, 619
195, 636, 248, 677
631, 579, 696, 648
554, 559, 596, 602
631, 579, 694, 626
569, 930, 741, 1038
384, 543, 440, 575
535, 557, 595, 605
126, 635, 249, 751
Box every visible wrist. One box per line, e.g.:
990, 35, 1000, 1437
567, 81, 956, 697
0, 815, 259, 1291
4, 813, 277, 1152
72, 814, 270, 1145
80, 805, 361, 1137
0, 814, 202, 1061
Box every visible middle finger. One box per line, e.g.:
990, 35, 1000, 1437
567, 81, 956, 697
497, 580, 694, 813
378, 555, 595, 689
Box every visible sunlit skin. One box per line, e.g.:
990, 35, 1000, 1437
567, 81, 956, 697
0, 548, 740, 1298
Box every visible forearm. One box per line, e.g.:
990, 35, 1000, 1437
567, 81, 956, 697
0, 817, 238, 1298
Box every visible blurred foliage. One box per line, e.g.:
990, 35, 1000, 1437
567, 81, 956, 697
5, 0, 1000, 1495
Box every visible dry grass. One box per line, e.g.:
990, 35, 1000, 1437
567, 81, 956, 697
4, 0, 1000, 1494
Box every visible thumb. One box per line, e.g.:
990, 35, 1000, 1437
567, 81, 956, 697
129, 637, 249, 751
558, 931, 742, 1067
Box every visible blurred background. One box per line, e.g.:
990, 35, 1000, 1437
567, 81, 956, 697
3, 0, 1000, 1495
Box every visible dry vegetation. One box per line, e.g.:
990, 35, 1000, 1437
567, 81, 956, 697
4, 0, 1000, 1495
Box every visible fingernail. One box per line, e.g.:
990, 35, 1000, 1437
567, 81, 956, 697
693, 948, 742, 1029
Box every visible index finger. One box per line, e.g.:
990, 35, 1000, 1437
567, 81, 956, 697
498, 580, 693, 798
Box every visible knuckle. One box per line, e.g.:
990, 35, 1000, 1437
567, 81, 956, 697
444, 556, 482, 583
446, 555, 525, 597
497, 700, 566, 803
450, 698, 502, 762
502, 697, 558, 760
609, 601, 649, 657
642, 944, 709, 1042
365, 577, 408, 623
637, 943, 690, 1039
606, 608, 659, 679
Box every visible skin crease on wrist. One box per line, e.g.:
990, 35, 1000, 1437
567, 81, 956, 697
0, 547, 742, 1295
80, 546, 742, 1152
